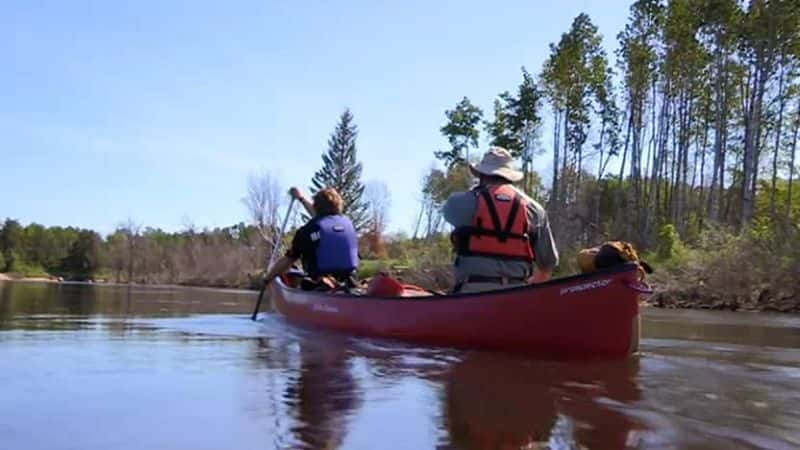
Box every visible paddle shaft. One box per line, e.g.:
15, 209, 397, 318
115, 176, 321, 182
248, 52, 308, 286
251, 198, 296, 320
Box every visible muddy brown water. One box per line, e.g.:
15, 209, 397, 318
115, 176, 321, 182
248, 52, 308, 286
1, 281, 798, 450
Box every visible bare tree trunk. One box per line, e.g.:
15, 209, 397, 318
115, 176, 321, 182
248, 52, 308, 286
708, 31, 727, 222
412, 204, 423, 239
788, 100, 800, 218
643, 86, 658, 208
770, 60, 787, 218
617, 107, 633, 235
597, 120, 606, 180
631, 95, 643, 231
742, 63, 767, 226
619, 107, 632, 182
552, 110, 561, 208
648, 85, 670, 236
577, 143, 583, 202
679, 91, 693, 231
668, 96, 679, 224
562, 107, 570, 205
698, 108, 710, 226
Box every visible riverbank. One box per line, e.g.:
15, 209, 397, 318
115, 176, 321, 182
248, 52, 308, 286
645, 281, 800, 312
0, 273, 63, 283
640, 252, 798, 312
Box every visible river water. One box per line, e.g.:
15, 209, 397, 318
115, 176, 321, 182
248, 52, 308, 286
1, 281, 798, 450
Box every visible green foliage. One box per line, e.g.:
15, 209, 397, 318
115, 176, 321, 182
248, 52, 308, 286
617, 0, 662, 104
756, 178, 800, 220
485, 68, 544, 159
2, 251, 21, 273
747, 215, 776, 246
7, 261, 50, 278
436, 97, 483, 167
310, 109, 369, 231
422, 164, 473, 206
0, 219, 23, 272
485, 93, 517, 152
543, 13, 610, 153
647, 224, 800, 309
60, 230, 103, 281
656, 224, 683, 260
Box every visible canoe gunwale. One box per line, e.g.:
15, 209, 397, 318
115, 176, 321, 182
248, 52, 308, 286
274, 262, 641, 302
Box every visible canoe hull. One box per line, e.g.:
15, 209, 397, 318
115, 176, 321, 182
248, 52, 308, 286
270, 264, 643, 358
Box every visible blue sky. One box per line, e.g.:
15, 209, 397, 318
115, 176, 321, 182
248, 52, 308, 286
2, 0, 630, 234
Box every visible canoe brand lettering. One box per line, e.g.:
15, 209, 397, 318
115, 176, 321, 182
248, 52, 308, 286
560, 279, 611, 296
312, 304, 338, 313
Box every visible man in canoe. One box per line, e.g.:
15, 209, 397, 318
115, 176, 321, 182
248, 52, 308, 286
444, 147, 559, 293
261, 187, 359, 290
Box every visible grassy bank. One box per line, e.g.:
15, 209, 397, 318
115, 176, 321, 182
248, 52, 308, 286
640, 225, 800, 312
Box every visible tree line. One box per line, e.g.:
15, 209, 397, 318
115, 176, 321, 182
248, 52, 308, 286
421, 0, 800, 253
0, 217, 269, 285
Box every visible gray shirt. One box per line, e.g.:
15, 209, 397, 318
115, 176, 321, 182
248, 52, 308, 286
442, 183, 559, 282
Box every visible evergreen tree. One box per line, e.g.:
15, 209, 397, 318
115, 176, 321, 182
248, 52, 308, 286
485, 92, 517, 152
542, 13, 612, 206
0, 219, 23, 272
485, 68, 545, 194
485, 68, 544, 159
60, 230, 103, 281
310, 109, 369, 231
436, 97, 483, 167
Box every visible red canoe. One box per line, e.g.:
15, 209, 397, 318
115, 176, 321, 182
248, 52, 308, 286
269, 263, 647, 358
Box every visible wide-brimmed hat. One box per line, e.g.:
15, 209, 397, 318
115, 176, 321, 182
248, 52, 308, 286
469, 147, 523, 182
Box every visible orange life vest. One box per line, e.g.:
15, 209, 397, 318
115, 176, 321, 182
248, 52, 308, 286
453, 184, 535, 262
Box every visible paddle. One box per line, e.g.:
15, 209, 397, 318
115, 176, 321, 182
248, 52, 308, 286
251, 197, 296, 321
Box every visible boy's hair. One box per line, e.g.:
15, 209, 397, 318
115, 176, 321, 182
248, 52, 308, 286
313, 188, 344, 215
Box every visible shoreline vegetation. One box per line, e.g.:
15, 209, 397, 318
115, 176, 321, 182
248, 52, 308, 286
1, 223, 798, 313
4, 1, 800, 312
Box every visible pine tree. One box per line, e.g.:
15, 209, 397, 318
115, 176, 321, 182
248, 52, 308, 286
60, 230, 102, 281
484, 68, 544, 194
542, 13, 611, 207
310, 109, 369, 231
485, 92, 517, 152
436, 97, 483, 167
485, 68, 544, 159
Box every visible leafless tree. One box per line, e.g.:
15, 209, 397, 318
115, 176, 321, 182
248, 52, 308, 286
365, 181, 391, 235
363, 181, 391, 257
120, 218, 141, 283
242, 171, 284, 247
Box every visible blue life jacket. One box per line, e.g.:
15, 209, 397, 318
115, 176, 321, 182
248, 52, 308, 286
314, 214, 359, 274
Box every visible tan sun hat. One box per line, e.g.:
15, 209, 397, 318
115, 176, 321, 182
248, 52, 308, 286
469, 147, 523, 182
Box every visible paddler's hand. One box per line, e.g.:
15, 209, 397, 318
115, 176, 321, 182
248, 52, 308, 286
261, 272, 276, 286
289, 187, 316, 215
288, 187, 304, 200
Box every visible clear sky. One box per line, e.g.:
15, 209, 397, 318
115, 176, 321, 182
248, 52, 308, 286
2, 0, 630, 235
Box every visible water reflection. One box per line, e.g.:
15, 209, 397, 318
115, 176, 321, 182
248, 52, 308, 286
2, 281, 800, 449
0, 281, 253, 329
253, 331, 645, 450
440, 353, 642, 449
284, 339, 361, 450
